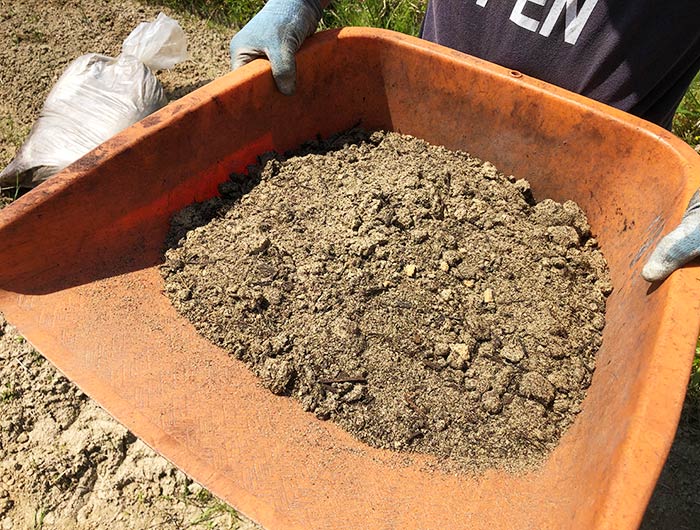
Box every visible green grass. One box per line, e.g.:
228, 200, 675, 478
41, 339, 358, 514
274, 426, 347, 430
146, 0, 264, 27
1, 383, 18, 402
150, 0, 426, 34
0, 114, 30, 199
33, 507, 48, 529
319, 0, 426, 36
689, 342, 700, 409
674, 78, 700, 411
673, 75, 700, 147
187, 500, 240, 529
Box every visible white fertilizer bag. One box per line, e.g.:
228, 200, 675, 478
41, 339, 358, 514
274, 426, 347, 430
0, 13, 188, 188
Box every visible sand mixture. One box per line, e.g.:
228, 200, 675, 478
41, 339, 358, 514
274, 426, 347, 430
162, 129, 611, 470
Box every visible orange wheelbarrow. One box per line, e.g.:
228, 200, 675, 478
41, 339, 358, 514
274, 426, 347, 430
1, 28, 699, 529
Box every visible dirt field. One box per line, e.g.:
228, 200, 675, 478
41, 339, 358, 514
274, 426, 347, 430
0, 316, 261, 530
0, 0, 698, 528
0, 0, 258, 528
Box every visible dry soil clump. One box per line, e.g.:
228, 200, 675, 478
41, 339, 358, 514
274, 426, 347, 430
163, 129, 611, 471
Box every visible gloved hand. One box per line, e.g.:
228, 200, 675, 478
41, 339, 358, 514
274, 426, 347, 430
229, 0, 323, 95
642, 189, 700, 282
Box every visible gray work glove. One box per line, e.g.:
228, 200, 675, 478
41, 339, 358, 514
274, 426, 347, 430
642, 189, 700, 282
229, 0, 323, 95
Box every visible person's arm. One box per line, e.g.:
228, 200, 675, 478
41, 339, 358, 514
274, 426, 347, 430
642, 189, 700, 282
230, 0, 331, 95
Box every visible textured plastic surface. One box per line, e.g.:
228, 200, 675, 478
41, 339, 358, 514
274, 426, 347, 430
1, 28, 699, 530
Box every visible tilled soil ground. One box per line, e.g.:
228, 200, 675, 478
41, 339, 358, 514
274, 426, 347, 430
162, 130, 610, 471
0, 0, 699, 528
0, 0, 229, 164
0, 0, 260, 528
0, 315, 258, 530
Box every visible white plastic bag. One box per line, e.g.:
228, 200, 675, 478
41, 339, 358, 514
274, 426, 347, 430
0, 13, 188, 188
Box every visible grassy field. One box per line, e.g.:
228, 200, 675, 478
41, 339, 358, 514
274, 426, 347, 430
673, 74, 700, 148
149, 0, 426, 35
317, 0, 425, 35
690, 349, 700, 404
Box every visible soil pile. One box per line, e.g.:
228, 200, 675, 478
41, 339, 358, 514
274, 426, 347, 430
162, 129, 612, 470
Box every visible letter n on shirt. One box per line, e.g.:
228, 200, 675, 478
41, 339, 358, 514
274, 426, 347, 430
477, 0, 600, 45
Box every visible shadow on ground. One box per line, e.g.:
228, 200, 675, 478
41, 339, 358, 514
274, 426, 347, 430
641, 401, 700, 529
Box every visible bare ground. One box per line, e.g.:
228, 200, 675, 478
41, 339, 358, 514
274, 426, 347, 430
0, 316, 258, 530
0, 0, 698, 528
0, 0, 259, 528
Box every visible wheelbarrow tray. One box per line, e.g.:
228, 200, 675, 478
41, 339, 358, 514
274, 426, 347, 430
1, 28, 699, 529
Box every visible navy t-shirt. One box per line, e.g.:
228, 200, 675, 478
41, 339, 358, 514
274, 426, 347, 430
421, 0, 700, 129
